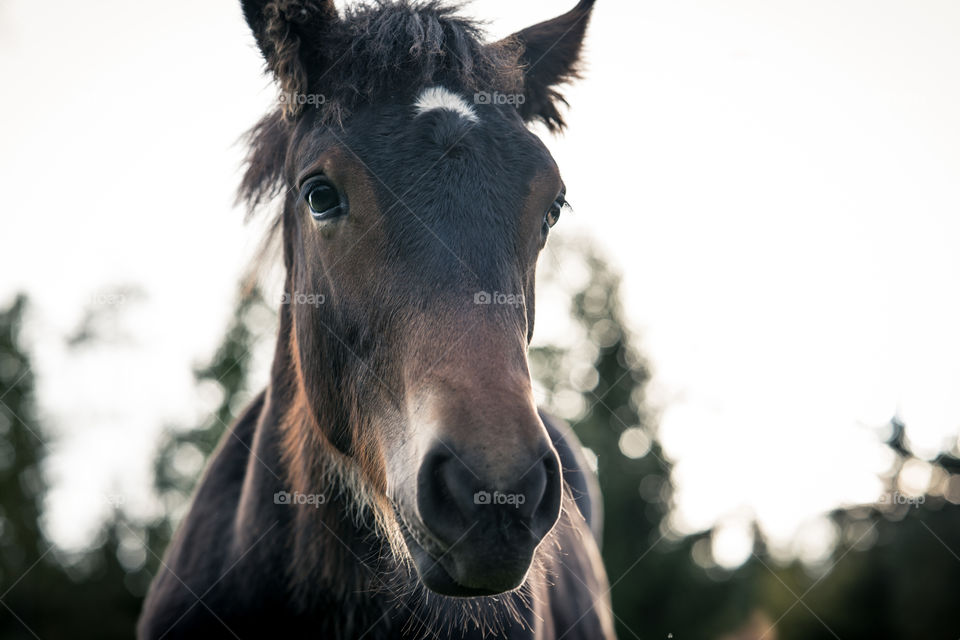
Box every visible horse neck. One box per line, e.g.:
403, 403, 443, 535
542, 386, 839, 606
254, 298, 402, 607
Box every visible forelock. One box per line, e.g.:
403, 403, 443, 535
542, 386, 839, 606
306, 0, 522, 125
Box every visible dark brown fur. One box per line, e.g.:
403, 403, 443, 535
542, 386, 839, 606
139, 1, 612, 638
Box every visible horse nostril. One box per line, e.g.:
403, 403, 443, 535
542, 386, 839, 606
416, 449, 471, 545
528, 450, 562, 538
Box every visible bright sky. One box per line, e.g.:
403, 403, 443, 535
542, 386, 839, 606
2, 0, 959, 568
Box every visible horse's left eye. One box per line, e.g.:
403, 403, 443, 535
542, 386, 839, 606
544, 194, 566, 229
302, 178, 345, 221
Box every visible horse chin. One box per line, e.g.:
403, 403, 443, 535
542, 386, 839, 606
397, 514, 531, 598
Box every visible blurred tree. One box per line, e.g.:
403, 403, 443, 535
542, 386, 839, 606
745, 426, 960, 640
0, 294, 49, 635
531, 245, 756, 638
533, 243, 960, 639
147, 287, 270, 569
0, 295, 142, 639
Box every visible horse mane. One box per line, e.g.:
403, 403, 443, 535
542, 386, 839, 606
238, 0, 524, 218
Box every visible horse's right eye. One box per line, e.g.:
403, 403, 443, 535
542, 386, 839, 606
302, 177, 346, 221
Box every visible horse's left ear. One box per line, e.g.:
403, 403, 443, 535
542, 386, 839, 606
499, 0, 596, 131
240, 0, 339, 119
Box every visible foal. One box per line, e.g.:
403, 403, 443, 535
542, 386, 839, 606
139, 1, 614, 638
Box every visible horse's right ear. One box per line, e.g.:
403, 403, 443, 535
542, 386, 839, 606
240, 0, 339, 119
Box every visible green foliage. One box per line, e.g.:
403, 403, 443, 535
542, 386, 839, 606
533, 244, 960, 639
149, 287, 270, 568
0, 295, 142, 639
743, 447, 960, 640
0, 295, 45, 581
0, 289, 271, 638
531, 246, 755, 638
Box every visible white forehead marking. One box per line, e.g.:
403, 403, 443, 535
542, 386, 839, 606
413, 86, 479, 123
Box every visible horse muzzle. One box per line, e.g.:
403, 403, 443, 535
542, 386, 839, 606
402, 439, 563, 596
